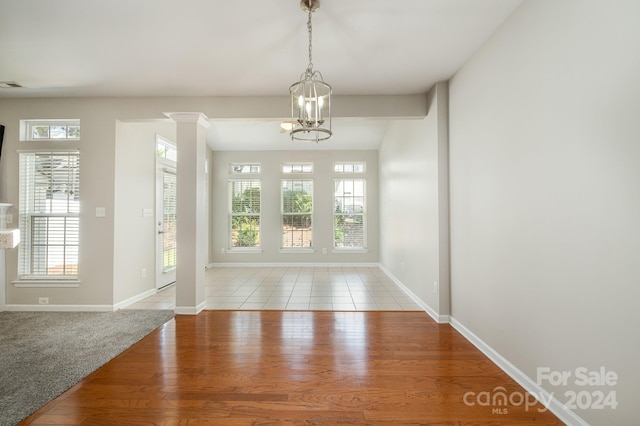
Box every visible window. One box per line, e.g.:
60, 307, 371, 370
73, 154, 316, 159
230, 163, 260, 174
281, 179, 313, 249
282, 163, 313, 174
22, 120, 80, 141
333, 178, 366, 250
162, 170, 177, 270
229, 180, 261, 249
156, 137, 177, 162
18, 152, 80, 278
334, 162, 365, 173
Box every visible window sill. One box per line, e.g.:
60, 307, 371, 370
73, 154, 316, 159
279, 248, 316, 254
227, 248, 263, 254
12, 279, 81, 288
332, 248, 368, 254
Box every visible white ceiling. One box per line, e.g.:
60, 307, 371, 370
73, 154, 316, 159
0, 0, 522, 149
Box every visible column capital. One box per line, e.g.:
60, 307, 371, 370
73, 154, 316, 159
164, 112, 211, 128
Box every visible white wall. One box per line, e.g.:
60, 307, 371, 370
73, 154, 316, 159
0, 99, 117, 307
379, 83, 450, 319
449, 1, 640, 424
0, 96, 421, 308
113, 121, 176, 305
209, 150, 379, 265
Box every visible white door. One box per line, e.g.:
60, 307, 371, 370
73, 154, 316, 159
156, 165, 177, 289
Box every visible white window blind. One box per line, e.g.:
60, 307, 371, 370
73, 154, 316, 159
19, 152, 80, 278
229, 180, 261, 248
162, 170, 177, 271
333, 178, 366, 249
281, 179, 313, 248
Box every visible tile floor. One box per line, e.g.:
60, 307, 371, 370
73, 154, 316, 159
124, 266, 422, 311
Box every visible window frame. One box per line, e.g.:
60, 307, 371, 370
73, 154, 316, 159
228, 178, 262, 253
156, 136, 177, 162
333, 162, 366, 174
16, 150, 81, 286
282, 162, 313, 174
333, 177, 368, 253
229, 163, 261, 175
20, 119, 81, 142
280, 178, 314, 253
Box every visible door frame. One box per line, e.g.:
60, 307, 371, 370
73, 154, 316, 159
155, 136, 177, 290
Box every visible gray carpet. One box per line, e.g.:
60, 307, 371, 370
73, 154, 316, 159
0, 310, 174, 426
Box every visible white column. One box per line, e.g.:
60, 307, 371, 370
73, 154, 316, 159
166, 113, 210, 314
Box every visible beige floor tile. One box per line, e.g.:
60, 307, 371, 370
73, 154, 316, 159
129, 266, 429, 313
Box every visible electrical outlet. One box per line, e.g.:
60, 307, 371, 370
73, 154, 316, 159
433, 281, 439, 294
141, 268, 147, 278
322, 248, 327, 254
38, 297, 49, 305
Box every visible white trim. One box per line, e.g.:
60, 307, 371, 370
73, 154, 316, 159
113, 288, 157, 310
229, 162, 261, 175
208, 262, 380, 268
378, 264, 448, 324
332, 248, 368, 254
4, 304, 113, 312
175, 301, 206, 315
333, 161, 366, 174
164, 112, 211, 128
20, 119, 81, 142
281, 162, 314, 174
227, 248, 263, 254
228, 178, 262, 251
449, 316, 588, 426
17, 148, 80, 153
332, 177, 367, 251
280, 177, 314, 250
279, 248, 316, 254
12, 280, 81, 288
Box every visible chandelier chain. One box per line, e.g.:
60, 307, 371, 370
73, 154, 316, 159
307, 9, 313, 72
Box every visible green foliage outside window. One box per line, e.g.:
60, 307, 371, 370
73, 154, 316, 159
282, 189, 312, 227
231, 185, 261, 247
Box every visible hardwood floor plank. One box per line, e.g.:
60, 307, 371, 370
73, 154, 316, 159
20, 311, 562, 425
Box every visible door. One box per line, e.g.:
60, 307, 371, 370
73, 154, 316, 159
156, 165, 177, 289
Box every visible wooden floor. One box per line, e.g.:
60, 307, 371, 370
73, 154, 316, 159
21, 311, 562, 425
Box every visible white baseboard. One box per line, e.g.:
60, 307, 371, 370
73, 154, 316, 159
449, 316, 588, 426
175, 300, 206, 315
208, 262, 380, 268
113, 288, 157, 310
378, 264, 448, 324
4, 304, 114, 312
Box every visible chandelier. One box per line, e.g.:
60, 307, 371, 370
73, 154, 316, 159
289, 0, 332, 142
